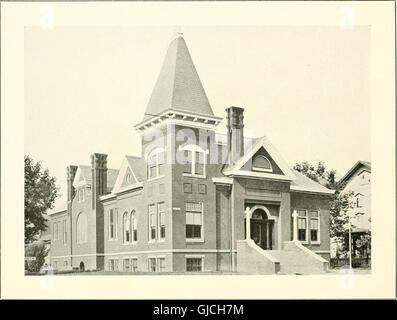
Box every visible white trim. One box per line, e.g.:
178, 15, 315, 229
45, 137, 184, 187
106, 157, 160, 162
134, 109, 222, 133
290, 185, 334, 195
108, 208, 118, 241
249, 205, 278, 222
72, 166, 90, 189
309, 210, 321, 245
295, 209, 309, 244
179, 144, 207, 178
111, 155, 142, 195
185, 254, 205, 272
314, 250, 330, 254
212, 177, 233, 185
157, 202, 166, 241
252, 155, 273, 172
224, 170, 294, 181
100, 193, 116, 201
185, 202, 204, 243
223, 136, 296, 181
147, 147, 166, 181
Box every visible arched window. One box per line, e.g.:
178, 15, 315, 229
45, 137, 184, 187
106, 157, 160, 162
252, 155, 272, 172
123, 211, 130, 243
147, 148, 165, 180
76, 212, 87, 243
131, 210, 137, 242
179, 144, 207, 177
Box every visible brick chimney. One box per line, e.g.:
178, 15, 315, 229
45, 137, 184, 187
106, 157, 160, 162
226, 106, 245, 164
66, 165, 78, 215
91, 153, 108, 210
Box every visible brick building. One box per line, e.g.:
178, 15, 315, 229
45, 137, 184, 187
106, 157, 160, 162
48, 33, 334, 274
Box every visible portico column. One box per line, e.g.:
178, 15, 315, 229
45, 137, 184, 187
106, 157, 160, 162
245, 207, 252, 241
292, 210, 298, 242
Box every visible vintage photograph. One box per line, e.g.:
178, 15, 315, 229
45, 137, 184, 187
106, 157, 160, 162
24, 25, 371, 276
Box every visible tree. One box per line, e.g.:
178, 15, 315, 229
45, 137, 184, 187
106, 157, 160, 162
25, 241, 49, 273
25, 155, 59, 244
294, 161, 355, 255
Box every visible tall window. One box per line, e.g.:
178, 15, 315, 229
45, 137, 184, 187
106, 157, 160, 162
158, 203, 166, 240
147, 148, 165, 180
131, 258, 138, 272
181, 145, 206, 177
158, 258, 166, 272
109, 208, 118, 240
123, 259, 130, 272
131, 210, 138, 242
148, 204, 157, 241
186, 257, 203, 272
78, 188, 85, 202
109, 259, 118, 271
76, 212, 87, 243
309, 211, 320, 242
123, 211, 130, 243
63, 220, 67, 244
252, 155, 272, 172
53, 222, 59, 241
186, 202, 203, 240
297, 210, 307, 242
148, 257, 156, 272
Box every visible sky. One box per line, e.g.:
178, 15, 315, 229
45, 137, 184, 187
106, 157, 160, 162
24, 26, 371, 209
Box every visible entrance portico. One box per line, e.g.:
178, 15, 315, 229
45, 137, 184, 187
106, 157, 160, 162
245, 205, 278, 250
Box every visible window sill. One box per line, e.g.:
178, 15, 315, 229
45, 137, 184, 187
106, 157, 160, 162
147, 175, 165, 182
183, 173, 206, 179
186, 239, 205, 243
299, 241, 309, 245
310, 241, 321, 245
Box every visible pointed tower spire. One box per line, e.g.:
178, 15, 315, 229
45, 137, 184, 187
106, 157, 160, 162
141, 33, 215, 121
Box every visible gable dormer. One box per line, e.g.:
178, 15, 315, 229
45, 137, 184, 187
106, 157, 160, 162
111, 156, 144, 195
72, 165, 92, 202
223, 136, 296, 181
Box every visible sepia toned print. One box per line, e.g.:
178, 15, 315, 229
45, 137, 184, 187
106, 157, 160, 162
24, 27, 371, 276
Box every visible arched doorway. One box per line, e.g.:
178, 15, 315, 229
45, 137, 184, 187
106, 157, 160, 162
79, 262, 85, 272
249, 208, 274, 250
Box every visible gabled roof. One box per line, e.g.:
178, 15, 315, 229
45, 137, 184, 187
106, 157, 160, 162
222, 136, 296, 181
290, 170, 334, 195
339, 160, 371, 185
125, 155, 146, 182
72, 165, 119, 191
142, 34, 214, 121
111, 156, 145, 195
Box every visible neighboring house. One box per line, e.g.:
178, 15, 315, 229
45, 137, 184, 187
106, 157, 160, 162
337, 161, 371, 260
48, 33, 334, 274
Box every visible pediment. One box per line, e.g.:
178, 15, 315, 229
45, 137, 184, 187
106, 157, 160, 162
223, 136, 295, 181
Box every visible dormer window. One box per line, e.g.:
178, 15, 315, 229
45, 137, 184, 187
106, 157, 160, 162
147, 148, 165, 181
180, 145, 207, 178
252, 155, 272, 172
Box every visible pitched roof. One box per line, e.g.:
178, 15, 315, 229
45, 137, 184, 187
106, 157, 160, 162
125, 155, 146, 182
290, 170, 334, 194
339, 160, 371, 184
143, 34, 214, 121
73, 165, 119, 191
223, 136, 296, 181
107, 169, 120, 192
